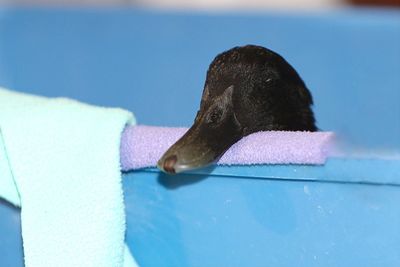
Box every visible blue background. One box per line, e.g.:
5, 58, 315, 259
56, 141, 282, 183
0, 8, 399, 267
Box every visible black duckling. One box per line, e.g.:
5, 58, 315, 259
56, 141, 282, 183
158, 45, 317, 174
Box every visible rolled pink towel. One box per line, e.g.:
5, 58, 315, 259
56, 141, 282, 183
120, 125, 335, 171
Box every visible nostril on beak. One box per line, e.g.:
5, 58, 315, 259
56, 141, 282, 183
163, 155, 177, 174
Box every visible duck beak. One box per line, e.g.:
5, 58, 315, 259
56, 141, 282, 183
157, 115, 241, 174
156, 125, 217, 174
158, 85, 242, 174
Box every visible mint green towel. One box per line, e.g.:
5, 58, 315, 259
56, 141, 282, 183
0, 88, 138, 267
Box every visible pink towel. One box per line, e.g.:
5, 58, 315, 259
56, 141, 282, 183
120, 125, 334, 171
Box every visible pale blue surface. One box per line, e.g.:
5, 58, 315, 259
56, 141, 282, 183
0, 7, 399, 267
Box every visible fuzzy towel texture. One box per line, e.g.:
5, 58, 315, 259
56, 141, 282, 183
0, 88, 138, 267
120, 125, 334, 171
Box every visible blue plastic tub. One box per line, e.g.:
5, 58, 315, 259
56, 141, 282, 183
0, 8, 399, 267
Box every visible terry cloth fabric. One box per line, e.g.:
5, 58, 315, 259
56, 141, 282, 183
120, 125, 334, 171
0, 88, 138, 267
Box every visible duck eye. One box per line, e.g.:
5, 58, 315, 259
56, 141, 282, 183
207, 110, 222, 124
